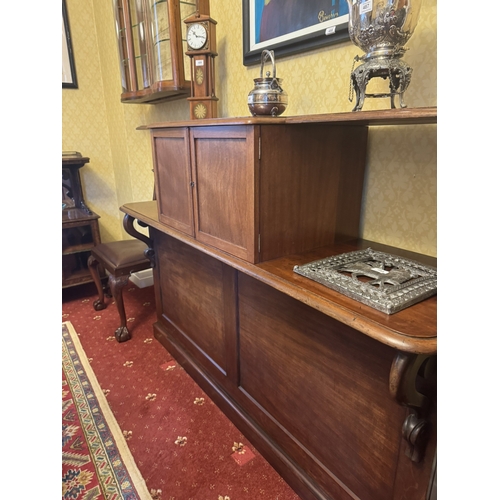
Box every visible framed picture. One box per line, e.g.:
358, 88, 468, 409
243, 0, 350, 66
62, 0, 78, 88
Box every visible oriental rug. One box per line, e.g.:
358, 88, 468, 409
62, 321, 152, 500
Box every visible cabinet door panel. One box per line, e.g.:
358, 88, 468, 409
155, 232, 238, 382
190, 126, 258, 262
152, 128, 194, 236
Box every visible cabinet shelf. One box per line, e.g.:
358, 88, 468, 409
62, 250, 94, 287
62, 244, 96, 256
138, 106, 437, 130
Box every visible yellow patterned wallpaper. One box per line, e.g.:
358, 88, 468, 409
62, 0, 436, 256
62, 0, 120, 242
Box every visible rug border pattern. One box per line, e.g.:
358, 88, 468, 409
62, 321, 152, 500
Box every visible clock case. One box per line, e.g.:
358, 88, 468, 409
184, 13, 218, 119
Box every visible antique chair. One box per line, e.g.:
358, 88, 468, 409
87, 218, 152, 343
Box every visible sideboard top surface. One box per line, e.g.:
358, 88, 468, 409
121, 201, 437, 355
137, 106, 437, 130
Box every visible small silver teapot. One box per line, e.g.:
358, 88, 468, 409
248, 50, 288, 117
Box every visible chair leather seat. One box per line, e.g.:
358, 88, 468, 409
92, 239, 149, 273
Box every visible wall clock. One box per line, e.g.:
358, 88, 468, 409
184, 12, 218, 119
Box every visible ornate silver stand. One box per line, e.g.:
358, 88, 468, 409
346, 0, 422, 112
350, 53, 412, 112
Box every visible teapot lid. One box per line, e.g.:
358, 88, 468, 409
253, 73, 282, 84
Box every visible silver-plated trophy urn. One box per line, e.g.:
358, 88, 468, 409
346, 0, 422, 111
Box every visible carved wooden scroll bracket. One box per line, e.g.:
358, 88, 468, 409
123, 214, 156, 268
389, 352, 436, 463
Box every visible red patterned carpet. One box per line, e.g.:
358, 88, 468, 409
62, 282, 300, 500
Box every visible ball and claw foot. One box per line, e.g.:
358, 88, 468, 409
115, 326, 131, 343
93, 299, 107, 311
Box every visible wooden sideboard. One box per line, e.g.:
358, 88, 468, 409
124, 107, 437, 500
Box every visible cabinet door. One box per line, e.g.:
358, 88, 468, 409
152, 128, 194, 236
190, 126, 258, 262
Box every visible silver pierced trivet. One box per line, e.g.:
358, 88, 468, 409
293, 248, 437, 314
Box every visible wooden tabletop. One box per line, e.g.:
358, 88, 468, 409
137, 106, 437, 130
121, 201, 437, 354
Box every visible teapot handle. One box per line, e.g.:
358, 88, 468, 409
260, 49, 276, 79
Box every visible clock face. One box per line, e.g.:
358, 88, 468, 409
187, 23, 208, 50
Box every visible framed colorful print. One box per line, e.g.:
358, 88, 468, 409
62, 0, 78, 88
243, 0, 350, 66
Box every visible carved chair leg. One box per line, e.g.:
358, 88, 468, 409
103, 278, 112, 298
88, 255, 107, 311
108, 274, 132, 343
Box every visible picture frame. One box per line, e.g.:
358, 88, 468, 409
243, 0, 350, 66
62, 0, 78, 89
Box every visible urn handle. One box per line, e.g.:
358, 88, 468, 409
260, 49, 282, 91
260, 49, 276, 79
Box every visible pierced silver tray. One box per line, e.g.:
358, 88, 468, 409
293, 248, 437, 314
